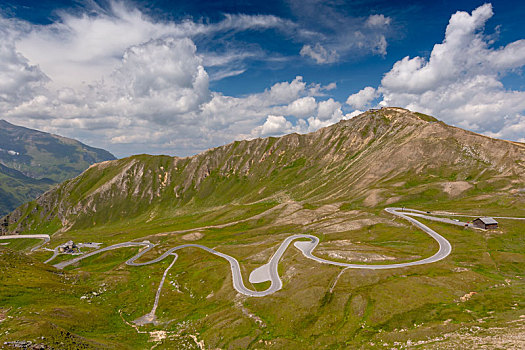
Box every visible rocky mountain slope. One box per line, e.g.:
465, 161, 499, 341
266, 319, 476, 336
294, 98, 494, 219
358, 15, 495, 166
0, 119, 116, 216
3, 107, 524, 234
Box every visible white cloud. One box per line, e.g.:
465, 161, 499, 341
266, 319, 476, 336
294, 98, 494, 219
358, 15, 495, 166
317, 98, 342, 120
286, 97, 317, 117
366, 14, 391, 27
487, 39, 525, 70
113, 37, 210, 119
345, 110, 364, 119
209, 69, 246, 81
13, 2, 295, 90
323, 82, 337, 91
0, 17, 49, 111
380, 4, 496, 94
0, 1, 386, 157
370, 3, 525, 140
346, 87, 378, 109
484, 114, 525, 142
300, 43, 338, 64
251, 115, 294, 137
267, 76, 308, 104
7, 36, 211, 122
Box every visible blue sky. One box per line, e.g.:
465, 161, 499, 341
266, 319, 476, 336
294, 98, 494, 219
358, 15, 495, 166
1, 0, 525, 157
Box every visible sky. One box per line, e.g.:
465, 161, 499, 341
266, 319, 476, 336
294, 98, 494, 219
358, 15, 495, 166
1, 0, 525, 158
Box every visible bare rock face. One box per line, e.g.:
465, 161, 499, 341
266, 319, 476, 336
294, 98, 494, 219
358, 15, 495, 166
3, 107, 525, 234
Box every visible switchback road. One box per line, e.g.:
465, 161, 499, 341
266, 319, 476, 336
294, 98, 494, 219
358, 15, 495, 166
48, 207, 454, 297
6, 208, 521, 300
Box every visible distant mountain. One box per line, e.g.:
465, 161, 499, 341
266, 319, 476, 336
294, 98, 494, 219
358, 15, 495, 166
0, 119, 116, 216
4, 107, 524, 234
0, 119, 115, 182
0, 163, 53, 217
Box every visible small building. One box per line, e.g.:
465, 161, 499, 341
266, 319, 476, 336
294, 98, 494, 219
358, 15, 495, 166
472, 217, 498, 229
58, 240, 77, 253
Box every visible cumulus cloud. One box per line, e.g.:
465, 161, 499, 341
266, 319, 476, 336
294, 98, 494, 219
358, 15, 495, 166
204, 77, 349, 139
484, 114, 525, 143
317, 98, 342, 120
342, 3, 525, 142
0, 1, 369, 156
251, 115, 295, 137
7, 36, 210, 120
13, 2, 299, 90
0, 17, 49, 111
287, 97, 317, 117
113, 37, 210, 120
346, 87, 379, 109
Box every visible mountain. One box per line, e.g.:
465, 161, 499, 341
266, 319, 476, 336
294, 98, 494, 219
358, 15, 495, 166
0, 119, 116, 216
0, 119, 115, 182
4, 107, 524, 234
2, 108, 525, 349
0, 163, 53, 217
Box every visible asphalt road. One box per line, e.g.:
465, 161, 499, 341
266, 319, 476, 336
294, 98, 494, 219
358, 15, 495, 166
0, 234, 50, 251
8, 207, 522, 298
47, 207, 457, 297
6, 206, 521, 326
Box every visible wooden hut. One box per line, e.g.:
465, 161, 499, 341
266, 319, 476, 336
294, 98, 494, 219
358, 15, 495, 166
472, 217, 498, 229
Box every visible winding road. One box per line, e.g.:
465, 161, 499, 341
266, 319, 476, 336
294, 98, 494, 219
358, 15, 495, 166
3, 207, 452, 297
0, 234, 50, 251
7, 207, 523, 324
4, 207, 521, 301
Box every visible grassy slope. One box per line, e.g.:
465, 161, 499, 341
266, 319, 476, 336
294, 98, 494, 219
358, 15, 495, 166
1, 108, 524, 348
0, 164, 53, 217
1, 198, 524, 349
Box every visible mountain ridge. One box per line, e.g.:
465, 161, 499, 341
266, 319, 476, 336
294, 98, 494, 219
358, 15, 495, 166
3, 107, 524, 235
0, 119, 116, 181
0, 119, 117, 216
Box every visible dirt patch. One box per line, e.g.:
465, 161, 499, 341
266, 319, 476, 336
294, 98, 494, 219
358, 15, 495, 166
403, 319, 525, 349
283, 265, 297, 282
385, 196, 402, 205
310, 218, 369, 233
149, 330, 167, 342
181, 232, 204, 241
318, 218, 376, 232
316, 239, 419, 262
442, 181, 472, 196
363, 189, 382, 207
234, 296, 266, 327
189, 335, 205, 350
318, 250, 397, 262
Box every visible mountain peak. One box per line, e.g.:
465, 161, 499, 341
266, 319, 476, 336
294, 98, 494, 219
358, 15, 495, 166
4, 108, 524, 234
361, 107, 439, 122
